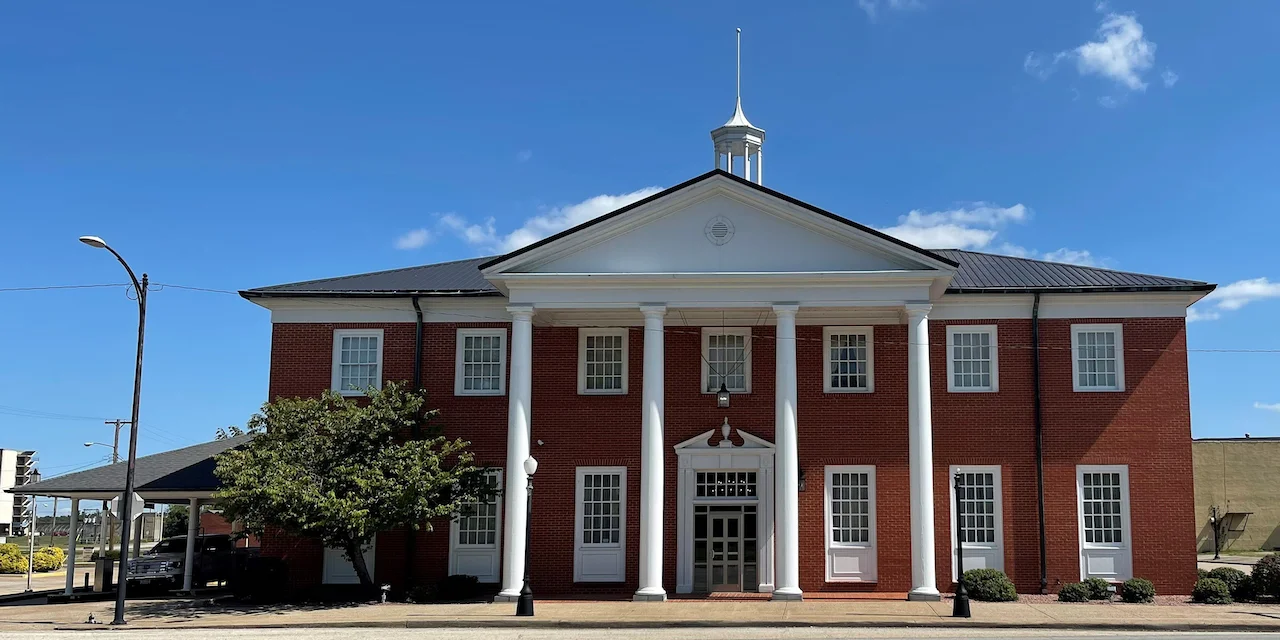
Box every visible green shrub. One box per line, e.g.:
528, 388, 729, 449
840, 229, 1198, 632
0, 543, 21, 558
960, 568, 1017, 602
1207, 567, 1251, 601
38, 546, 66, 565
89, 549, 121, 561
434, 574, 481, 601
31, 548, 63, 572
1058, 582, 1091, 602
1120, 577, 1156, 603
1083, 577, 1113, 600
1252, 553, 1280, 599
1192, 578, 1232, 604
1197, 568, 1209, 580
0, 553, 26, 574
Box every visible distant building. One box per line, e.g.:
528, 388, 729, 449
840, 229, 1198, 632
1193, 437, 1280, 553
0, 449, 37, 538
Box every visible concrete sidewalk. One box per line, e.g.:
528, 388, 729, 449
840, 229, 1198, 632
2, 598, 1280, 633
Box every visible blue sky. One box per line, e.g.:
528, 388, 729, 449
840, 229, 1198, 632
3, 1, 1279, 489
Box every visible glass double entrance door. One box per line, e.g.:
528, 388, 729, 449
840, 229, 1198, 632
693, 504, 759, 592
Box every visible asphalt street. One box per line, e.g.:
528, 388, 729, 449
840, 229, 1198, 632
0, 629, 1277, 639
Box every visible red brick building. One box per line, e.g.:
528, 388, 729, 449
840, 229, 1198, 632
243, 113, 1213, 599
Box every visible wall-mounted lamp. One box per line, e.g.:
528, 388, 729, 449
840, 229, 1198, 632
716, 382, 731, 408
798, 467, 806, 492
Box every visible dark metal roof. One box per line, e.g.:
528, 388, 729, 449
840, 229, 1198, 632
934, 250, 1214, 293
242, 257, 500, 298
7, 435, 252, 497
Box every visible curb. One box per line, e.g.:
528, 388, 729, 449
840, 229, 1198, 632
45, 618, 1280, 632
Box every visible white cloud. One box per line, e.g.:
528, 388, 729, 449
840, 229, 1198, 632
394, 228, 433, 250
1041, 248, 1099, 267
516, 149, 533, 163
1074, 12, 1156, 91
857, 0, 921, 20
438, 187, 663, 254
1024, 7, 1171, 105
1256, 402, 1280, 413
878, 203, 1027, 250
1186, 277, 1280, 322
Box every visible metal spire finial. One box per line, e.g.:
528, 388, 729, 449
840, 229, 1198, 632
736, 28, 742, 104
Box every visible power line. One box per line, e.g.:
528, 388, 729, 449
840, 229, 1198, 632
0, 404, 109, 422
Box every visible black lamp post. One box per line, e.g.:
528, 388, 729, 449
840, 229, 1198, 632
80, 236, 147, 626
516, 456, 538, 617
952, 471, 971, 618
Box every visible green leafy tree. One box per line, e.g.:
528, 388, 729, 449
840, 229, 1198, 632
213, 382, 490, 589
163, 505, 189, 538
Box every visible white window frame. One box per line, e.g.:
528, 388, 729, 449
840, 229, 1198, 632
701, 327, 752, 394
822, 326, 875, 394
1076, 464, 1132, 582
948, 465, 1004, 580
1071, 323, 1125, 392
577, 328, 629, 395
454, 328, 507, 396
824, 465, 877, 582
946, 325, 998, 393
573, 466, 627, 583
449, 469, 503, 583
331, 329, 384, 396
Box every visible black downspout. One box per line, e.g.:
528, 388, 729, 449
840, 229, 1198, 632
406, 295, 424, 590
1032, 292, 1048, 594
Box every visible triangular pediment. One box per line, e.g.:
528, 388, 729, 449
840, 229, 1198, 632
481, 171, 956, 277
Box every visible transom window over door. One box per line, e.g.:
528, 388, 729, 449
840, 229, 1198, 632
578, 329, 628, 395
455, 328, 507, 396
947, 325, 998, 392
702, 328, 751, 393
824, 465, 877, 582
449, 470, 502, 583
331, 329, 383, 395
1077, 465, 1132, 581
574, 467, 627, 582
949, 465, 1004, 578
1072, 324, 1125, 392
823, 327, 874, 393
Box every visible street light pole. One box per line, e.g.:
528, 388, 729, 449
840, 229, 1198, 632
952, 472, 971, 618
516, 456, 537, 617
79, 236, 147, 626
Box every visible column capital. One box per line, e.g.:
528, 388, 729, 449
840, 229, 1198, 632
772, 303, 800, 316
639, 304, 667, 317
904, 303, 933, 318
506, 304, 535, 320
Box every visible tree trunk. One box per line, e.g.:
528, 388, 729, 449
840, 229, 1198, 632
345, 540, 374, 590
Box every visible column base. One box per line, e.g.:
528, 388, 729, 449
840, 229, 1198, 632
633, 587, 667, 602
771, 587, 803, 601
493, 591, 520, 603
907, 587, 942, 602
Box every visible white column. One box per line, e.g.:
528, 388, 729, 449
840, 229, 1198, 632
182, 498, 199, 591
772, 303, 802, 600
635, 304, 667, 601
64, 498, 79, 595
498, 305, 534, 601
906, 303, 940, 600
744, 145, 752, 181
756, 147, 763, 184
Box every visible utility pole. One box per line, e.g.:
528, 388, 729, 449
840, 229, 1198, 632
103, 419, 128, 551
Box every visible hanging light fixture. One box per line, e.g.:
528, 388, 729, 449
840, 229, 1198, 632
717, 382, 731, 408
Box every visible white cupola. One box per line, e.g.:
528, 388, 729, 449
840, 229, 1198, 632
711, 28, 765, 185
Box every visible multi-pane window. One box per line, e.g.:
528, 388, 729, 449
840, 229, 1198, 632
331, 330, 382, 394
823, 327, 873, 393
703, 329, 750, 392
455, 329, 506, 395
947, 326, 997, 392
1072, 324, 1124, 392
574, 467, 626, 582
1081, 471, 1124, 544
456, 471, 501, 546
955, 471, 997, 543
695, 471, 757, 498
579, 329, 627, 394
580, 472, 623, 544
829, 471, 871, 544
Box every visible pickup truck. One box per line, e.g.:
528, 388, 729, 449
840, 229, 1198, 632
126, 533, 256, 590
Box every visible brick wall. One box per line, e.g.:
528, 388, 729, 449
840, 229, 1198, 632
262, 315, 1196, 596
